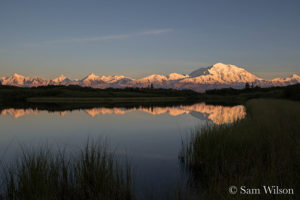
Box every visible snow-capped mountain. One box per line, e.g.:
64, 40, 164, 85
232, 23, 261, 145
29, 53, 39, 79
131, 74, 168, 88
168, 73, 188, 80
173, 63, 264, 91
188, 63, 262, 83
49, 75, 72, 85
1, 63, 299, 92
79, 73, 133, 88
80, 73, 105, 87
271, 74, 300, 86
0, 73, 28, 86
0, 73, 48, 87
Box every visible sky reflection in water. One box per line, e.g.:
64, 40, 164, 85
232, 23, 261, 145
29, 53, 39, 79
0, 103, 246, 194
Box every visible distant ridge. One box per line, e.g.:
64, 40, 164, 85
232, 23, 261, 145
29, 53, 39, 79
1, 63, 299, 92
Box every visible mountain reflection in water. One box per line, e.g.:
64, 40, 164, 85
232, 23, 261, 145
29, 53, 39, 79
0, 103, 246, 124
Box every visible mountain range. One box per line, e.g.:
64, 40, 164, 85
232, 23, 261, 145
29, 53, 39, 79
1, 63, 299, 92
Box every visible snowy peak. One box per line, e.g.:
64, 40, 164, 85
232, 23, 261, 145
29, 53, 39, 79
211, 62, 236, 69
271, 74, 300, 82
189, 63, 262, 83
80, 74, 133, 87
99, 75, 130, 83
209, 63, 262, 82
189, 63, 239, 77
49, 75, 71, 85
289, 74, 300, 80
168, 73, 188, 80
11, 73, 25, 79
80, 73, 105, 87
82, 73, 100, 81
136, 74, 168, 82
52, 75, 68, 83
209, 63, 241, 74
282, 74, 300, 84
1, 73, 27, 86
0, 73, 48, 86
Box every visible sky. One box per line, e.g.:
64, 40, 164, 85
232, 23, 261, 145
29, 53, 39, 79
1, 0, 300, 80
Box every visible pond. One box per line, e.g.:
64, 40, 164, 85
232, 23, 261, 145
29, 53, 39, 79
0, 102, 246, 198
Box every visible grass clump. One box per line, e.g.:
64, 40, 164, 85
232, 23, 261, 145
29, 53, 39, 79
180, 99, 300, 199
0, 141, 134, 200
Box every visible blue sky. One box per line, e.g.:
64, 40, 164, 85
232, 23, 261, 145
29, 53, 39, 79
1, 0, 300, 79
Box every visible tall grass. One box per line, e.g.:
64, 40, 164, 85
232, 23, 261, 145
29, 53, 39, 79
0, 141, 134, 200
180, 99, 300, 199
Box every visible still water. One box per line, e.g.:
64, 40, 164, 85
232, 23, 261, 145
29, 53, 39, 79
0, 103, 245, 196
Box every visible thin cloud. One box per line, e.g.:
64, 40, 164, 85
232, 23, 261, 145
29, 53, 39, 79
41, 29, 173, 45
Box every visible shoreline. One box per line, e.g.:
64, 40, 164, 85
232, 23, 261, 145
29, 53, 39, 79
26, 96, 188, 103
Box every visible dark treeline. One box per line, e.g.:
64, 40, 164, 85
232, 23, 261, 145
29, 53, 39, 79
203, 84, 300, 104
0, 85, 199, 102
1, 84, 300, 106
205, 83, 300, 100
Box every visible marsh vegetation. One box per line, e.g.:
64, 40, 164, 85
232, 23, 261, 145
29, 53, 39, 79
180, 99, 300, 199
0, 141, 133, 200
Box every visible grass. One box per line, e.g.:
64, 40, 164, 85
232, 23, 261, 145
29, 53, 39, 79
180, 99, 300, 199
0, 141, 134, 200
